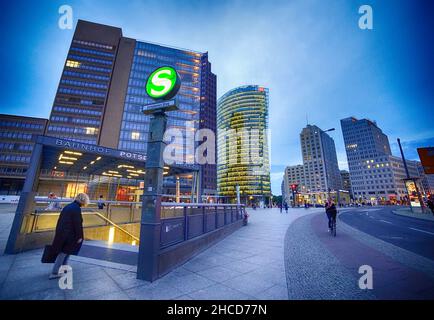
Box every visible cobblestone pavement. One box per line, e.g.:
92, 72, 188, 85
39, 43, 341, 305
0, 207, 313, 300
284, 210, 434, 299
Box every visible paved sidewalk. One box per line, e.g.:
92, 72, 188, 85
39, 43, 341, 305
0, 207, 314, 300
284, 211, 434, 299
0, 204, 15, 253
393, 208, 434, 222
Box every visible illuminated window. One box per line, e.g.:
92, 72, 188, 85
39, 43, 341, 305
66, 183, 87, 198
131, 132, 140, 140
66, 60, 81, 68
85, 127, 96, 135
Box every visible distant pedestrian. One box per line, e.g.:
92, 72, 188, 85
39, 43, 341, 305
279, 203, 282, 213
48, 193, 89, 280
284, 202, 288, 213
97, 195, 106, 210
46, 192, 62, 211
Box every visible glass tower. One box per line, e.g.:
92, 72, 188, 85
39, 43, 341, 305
43, 20, 217, 196
118, 41, 203, 154
217, 85, 271, 204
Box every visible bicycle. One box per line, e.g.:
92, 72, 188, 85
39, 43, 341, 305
330, 215, 336, 237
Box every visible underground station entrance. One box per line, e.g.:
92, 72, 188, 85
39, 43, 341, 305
5, 135, 245, 280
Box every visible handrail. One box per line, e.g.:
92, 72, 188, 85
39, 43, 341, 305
31, 209, 140, 243
89, 211, 140, 243
34, 198, 246, 207
34, 197, 142, 205
161, 202, 245, 207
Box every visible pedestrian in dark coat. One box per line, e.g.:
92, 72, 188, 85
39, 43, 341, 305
49, 193, 89, 279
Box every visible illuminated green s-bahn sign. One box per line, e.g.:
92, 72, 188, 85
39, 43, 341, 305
146, 66, 181, 100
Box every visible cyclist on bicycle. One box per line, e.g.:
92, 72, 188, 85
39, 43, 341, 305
325, 201, 337, 232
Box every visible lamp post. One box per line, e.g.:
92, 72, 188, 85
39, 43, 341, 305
320, 128, 335, 202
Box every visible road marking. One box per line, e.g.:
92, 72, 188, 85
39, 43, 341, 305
379, 219, 393, 224
409, 227, 434, 236
380, 236, 404, 240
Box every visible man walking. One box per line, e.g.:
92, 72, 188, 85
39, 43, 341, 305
48, 193, 89, 279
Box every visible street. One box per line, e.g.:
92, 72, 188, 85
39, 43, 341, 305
339, 207, 434, 261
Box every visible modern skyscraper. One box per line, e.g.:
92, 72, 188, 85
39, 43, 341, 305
341, 117, 426, 203
300, 125, 342, 192
45, 20, 217, 195
47, 21, 121, 145
282, 124, 342, 205
0, 114, 48, 194
217, 85, 271, 204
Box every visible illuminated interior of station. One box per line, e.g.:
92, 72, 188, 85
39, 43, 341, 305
9, 136, 202, 251
38, 145, 198, 203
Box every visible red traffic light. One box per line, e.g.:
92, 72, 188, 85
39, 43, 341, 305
290, 184, 298, 191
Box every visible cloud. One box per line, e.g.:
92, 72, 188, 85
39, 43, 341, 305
390, 136, 434, 161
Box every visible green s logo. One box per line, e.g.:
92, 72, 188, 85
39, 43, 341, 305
146, 66, 181, 100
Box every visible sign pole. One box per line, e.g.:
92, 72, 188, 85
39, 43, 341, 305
137, 66, 181, 281
136, 110, 168, 281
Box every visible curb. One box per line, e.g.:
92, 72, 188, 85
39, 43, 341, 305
392, 210, 434, 222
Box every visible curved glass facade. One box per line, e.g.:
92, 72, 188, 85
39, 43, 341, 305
217, 85, 271, 203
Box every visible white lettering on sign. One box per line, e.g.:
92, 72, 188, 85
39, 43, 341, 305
55, 139, 110, 154
119, 151, 146, 161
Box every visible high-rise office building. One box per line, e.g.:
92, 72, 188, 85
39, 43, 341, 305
45, 20, 217, 195
0, 114, 48, 194
341, 117, 427, 203
282, 124, 342, 205
283, 165, 306, 204
217, 85, 271, 204
340, 170, 352, 197
300, 125, 342, 192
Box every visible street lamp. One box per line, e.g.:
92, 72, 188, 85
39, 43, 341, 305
320, 128, 335, 202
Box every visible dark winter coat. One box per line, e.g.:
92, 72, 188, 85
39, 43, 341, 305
51, 200, 84, 255
326, 204, 338, 217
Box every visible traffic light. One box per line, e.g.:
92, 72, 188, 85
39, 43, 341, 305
290, 184, 298, 191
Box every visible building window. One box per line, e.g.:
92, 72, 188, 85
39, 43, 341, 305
66, 60, 81, 68
131, 132, 140, 140
86, 127, 96, 135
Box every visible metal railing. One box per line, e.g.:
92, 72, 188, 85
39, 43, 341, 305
34, 197, 142, 224
159, 202, 246, 249
30, 208, 139, 243
27, 198, 245, 249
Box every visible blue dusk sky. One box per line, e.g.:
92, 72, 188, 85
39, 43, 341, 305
1, 0, 433, 194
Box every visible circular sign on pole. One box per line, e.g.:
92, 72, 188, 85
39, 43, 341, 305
146, 66, 181, 100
